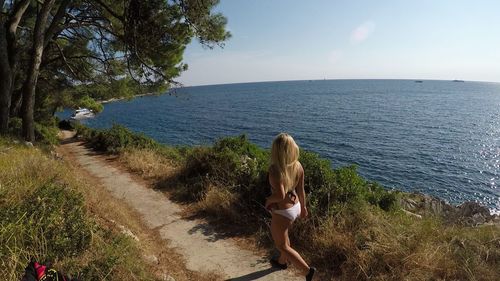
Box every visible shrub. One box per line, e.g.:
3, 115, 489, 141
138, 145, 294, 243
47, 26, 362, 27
78, 124, 158, 153
180, 135, 270, 206
7, 117, 59, 145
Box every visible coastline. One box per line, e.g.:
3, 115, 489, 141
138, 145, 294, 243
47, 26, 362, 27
100, 92, 157, 104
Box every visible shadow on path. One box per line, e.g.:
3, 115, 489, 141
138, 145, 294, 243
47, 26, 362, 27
225, 267, 280, 281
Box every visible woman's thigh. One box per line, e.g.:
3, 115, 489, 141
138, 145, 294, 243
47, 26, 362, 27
270, 214, 292, 247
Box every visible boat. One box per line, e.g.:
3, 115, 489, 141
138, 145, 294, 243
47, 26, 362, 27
414, 80, 423, 83
452, 80, 465, 82
70, 108, 95, 120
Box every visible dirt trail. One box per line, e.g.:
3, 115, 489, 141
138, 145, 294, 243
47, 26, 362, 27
58, 131, 303, 281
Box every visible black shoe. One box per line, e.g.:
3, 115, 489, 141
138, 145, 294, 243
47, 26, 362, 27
270, 258, 288, 270
306, 267, 316, 281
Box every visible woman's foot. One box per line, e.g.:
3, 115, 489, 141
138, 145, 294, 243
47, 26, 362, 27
270, 258, 288, 270
306, 267, 316, 281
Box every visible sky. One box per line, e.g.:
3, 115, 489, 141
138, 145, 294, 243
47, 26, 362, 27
177, 0, 500, 86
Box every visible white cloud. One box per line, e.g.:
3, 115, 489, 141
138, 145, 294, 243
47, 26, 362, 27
350, 21, 376, 44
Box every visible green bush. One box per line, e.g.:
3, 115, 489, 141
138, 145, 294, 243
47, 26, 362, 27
78, 124, 159, 153
7, 117, 59, 145
181, 135, 270, 203
34, 123, 59, 145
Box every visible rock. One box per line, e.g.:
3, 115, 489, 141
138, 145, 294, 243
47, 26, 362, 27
402, 209, 422, 219
400, 192, 498, 226
116, 224, 139, 241
161, 273, 175, 281
143, 254, 159, 265
24, 142, 34, 147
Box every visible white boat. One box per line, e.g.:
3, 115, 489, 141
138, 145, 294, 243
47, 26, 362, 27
70, 108, 95, 120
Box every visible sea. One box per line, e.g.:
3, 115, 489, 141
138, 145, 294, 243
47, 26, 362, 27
59, 79, 500, 214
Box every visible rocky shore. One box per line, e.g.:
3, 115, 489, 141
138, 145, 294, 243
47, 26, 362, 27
399, 193, 500, 226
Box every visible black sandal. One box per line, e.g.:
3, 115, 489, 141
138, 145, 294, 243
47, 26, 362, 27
306, 267, 316, 281
270, 258, 288, 270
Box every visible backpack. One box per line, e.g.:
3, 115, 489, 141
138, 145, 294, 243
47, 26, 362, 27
21, 261, 74, 281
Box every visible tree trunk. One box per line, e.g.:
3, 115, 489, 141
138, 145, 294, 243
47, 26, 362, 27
0, 19, 12, 133
10, 88, 22, 117
0, 0, 31, 133
21, 0, 55, 141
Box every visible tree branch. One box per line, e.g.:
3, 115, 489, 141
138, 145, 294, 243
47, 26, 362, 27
44, 0, 71, 49
92, 0, 123, 21
54, 41, 78, 78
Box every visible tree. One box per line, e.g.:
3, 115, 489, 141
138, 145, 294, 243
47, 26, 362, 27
0, 0, 230, 141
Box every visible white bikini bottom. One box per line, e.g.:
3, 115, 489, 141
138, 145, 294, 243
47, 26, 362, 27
273, 201, 301, 221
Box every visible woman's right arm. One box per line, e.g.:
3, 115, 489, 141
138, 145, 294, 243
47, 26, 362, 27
296, 164, 308, 218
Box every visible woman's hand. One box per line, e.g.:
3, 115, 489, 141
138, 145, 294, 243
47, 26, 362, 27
300, 206, 308, 218
265, 197, 273, 210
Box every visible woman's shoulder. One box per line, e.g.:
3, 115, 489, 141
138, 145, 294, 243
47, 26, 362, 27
296, 161, 304, 173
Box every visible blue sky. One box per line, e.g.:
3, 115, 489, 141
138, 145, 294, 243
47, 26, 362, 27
178, 0, 500, 86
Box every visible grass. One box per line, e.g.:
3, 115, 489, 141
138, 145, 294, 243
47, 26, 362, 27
0, 138, 158, 280
77, 125, 500, 280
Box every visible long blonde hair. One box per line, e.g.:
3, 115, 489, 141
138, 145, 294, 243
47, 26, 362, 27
271, 133, 300, 192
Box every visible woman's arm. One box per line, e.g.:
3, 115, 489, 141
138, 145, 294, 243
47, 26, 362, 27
296, 163, 308, 218
265, 168, 286, 208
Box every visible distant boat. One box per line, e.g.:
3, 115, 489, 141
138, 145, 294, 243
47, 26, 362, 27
414, 80, 423, 83
70, 108, 95, 120
452, 80, 465, 82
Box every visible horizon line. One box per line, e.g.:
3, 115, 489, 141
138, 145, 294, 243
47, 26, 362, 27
177, 78, 500, 88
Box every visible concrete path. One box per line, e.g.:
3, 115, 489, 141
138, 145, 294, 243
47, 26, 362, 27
60, 134, 303, 281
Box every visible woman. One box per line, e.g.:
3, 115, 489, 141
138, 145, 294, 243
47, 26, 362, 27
265, 133, 316, 281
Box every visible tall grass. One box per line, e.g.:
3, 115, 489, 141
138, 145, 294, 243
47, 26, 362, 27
77, 125, 500, 280
0, 139, 157, 280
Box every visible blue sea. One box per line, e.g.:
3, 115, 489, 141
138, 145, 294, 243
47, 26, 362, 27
60, 80, 500, 213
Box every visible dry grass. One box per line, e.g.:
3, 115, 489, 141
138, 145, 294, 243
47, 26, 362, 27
195, 184, 239, 221
295, 207, 500, 280
120, 148, 177, 179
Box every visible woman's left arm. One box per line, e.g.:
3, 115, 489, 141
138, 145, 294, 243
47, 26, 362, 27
265, 171, 286, 208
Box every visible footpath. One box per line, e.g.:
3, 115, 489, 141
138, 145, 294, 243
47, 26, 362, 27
58, 131, 303, 281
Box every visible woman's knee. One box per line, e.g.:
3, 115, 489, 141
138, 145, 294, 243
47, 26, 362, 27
275, 242, 290, 252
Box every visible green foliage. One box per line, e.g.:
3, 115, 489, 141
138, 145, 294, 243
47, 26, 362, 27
8, 117, 59, 145
181, 135, 270, 202
82, 124, 159, 153
300, 151, 398, 216
34, 123, 59, 146
75, 95, 104, 113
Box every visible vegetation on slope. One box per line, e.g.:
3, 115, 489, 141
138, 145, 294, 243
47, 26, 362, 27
76, 124, 500, 280
0, 138, 158, 280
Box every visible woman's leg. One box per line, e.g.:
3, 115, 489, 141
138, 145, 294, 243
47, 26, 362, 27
271, 213, 309, 274
277, 230, 291, 264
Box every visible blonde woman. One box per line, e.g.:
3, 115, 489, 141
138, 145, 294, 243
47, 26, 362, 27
265, 133, 316, 281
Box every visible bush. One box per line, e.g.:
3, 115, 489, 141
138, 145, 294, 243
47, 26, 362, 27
7, 117, 59, 145
78, 124, 159, 153
180, 135, 270, 204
